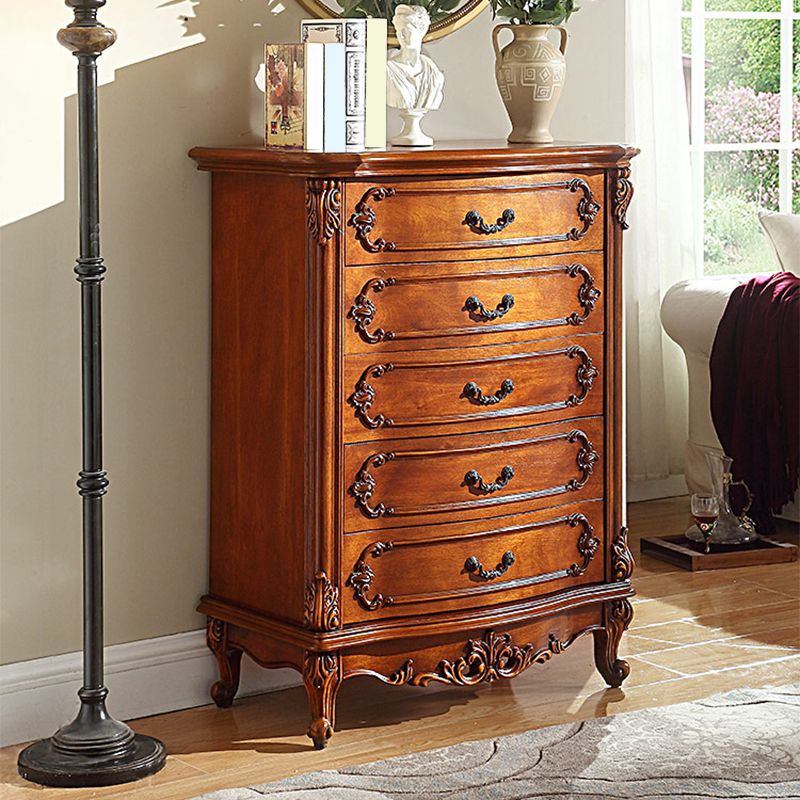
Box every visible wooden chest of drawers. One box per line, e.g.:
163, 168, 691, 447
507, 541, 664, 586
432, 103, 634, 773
190, 141, 638, 749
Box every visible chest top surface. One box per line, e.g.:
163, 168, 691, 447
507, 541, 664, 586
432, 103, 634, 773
189, 140, 638, 179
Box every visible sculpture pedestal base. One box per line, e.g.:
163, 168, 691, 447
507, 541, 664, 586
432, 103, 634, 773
391, 109, 433, 147
18, 734, 166, 788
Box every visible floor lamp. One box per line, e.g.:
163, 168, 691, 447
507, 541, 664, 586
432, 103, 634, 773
17, 1, 167, 786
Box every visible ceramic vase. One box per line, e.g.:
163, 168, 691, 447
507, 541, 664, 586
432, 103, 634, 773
493, 24, 568, 144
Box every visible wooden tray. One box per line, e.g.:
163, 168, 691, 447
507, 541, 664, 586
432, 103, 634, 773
640, 534, 798, 572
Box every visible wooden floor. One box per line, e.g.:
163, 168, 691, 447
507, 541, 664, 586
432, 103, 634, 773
2, 496, 798, 799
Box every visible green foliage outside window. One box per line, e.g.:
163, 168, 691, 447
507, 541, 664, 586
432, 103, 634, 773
682, 6, 799, 274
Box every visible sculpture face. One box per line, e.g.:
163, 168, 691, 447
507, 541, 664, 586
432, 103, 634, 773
394, 5, 429, 52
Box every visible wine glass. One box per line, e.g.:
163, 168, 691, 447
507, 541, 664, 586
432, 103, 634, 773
691, 493, 720, 554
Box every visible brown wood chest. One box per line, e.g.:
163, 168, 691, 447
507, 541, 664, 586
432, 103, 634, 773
190, 140, 638, 748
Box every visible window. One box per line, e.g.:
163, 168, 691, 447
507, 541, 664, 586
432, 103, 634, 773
681, 0, 799, 275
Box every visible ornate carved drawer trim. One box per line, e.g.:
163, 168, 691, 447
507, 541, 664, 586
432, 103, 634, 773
349, 428, 599, 519
347, 627, 600, 687
348, 263, 600, 345
348, 179, 601, 254
347, 345, 599, 430
346, 512, 600, 611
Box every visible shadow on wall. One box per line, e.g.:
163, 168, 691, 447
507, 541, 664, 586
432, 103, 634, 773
0, 0, 621, 665
0, 0, 303, 666
0, 0, 510, 666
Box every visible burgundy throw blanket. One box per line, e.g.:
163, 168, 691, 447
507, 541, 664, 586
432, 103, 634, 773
710, 272, 800, 533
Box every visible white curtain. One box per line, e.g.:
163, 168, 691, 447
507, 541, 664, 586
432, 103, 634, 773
624, 0, 697, 486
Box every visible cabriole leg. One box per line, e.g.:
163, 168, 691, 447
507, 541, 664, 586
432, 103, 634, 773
303, 651, 342, 750
207, 618, 243, 708
593, 598, 633, 688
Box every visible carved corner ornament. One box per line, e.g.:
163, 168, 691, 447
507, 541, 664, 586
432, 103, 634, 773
347, 541, 395, 610
349, 452, 396, 518
612, 525, 635, 582
565, 263, 601, 325
348, 363, 396, 429
306, 179, 342, 247
613, 167, 634, 231
304, 571, 341, 631
566, 429, 600, 491
348, 277, 398, 344
567, 178, 601, 240
565, 345, 599, 407
348, 186, 397, 253
377, 628, 589, 687
566, 513, 601, 577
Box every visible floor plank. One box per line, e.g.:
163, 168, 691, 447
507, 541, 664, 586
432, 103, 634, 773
1, 496, 797, 800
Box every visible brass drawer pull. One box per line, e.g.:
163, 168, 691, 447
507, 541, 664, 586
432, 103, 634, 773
465, 550, 516, 581
463, 208, 516, 235
464, 293, 515, 321
463, 378, 515, 406
464, 465, 515, 494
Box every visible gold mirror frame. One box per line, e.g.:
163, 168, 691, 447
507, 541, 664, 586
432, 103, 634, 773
293, 0, 489, 45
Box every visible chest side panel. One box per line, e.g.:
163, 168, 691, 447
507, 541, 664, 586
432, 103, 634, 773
209, 171, 308, 625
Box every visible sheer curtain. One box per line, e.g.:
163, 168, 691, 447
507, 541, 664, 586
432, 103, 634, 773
624, 0, 697, 491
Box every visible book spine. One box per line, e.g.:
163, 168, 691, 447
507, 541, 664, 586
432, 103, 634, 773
304, 43, 324, 151
364, 18, 387, 149
323, 43, 346, 153
263, 44, 270, 148
301, 20, 366, 151
265, 43, 304, 149
344, 23, 366, 150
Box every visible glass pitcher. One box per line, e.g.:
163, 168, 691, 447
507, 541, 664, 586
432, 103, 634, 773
685, 451, 758, 547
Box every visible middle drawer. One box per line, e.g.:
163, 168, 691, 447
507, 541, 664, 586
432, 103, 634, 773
343, 336, 604, 441
344, 416, 604, 532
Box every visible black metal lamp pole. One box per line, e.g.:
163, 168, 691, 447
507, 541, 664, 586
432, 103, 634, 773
17, 1, 166, 787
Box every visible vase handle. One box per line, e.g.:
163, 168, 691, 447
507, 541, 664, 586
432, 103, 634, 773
555, 25, 568, 55
492, 24, 514, 63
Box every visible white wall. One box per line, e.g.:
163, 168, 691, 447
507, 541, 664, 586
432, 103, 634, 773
0, 0, 625, 667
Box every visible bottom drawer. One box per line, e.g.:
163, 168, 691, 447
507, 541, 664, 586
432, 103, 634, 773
342, 499, 605, 623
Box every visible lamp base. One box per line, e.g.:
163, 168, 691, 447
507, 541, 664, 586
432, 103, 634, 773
18, 685, 167, 787
18, 733, 166, 788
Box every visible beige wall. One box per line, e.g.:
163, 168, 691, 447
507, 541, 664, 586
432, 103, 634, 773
0, 0, 624, 666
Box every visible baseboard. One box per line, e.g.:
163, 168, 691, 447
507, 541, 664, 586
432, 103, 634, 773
0, 629, 301, 748
627, 475, 688, 503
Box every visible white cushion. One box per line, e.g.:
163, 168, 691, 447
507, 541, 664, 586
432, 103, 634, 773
759, 211, 800, 274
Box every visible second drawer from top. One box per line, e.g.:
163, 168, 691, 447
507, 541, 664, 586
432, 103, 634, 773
345, 252, 605, 354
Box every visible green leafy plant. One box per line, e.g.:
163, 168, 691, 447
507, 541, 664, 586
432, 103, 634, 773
488, 0, 579, 25
339, 0, 461, 25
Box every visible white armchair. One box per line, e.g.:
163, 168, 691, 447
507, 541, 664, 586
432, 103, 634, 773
660, 277, 740, 494
661, 276, 799, 520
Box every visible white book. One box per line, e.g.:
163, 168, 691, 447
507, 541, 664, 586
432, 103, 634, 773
364, 18, 387, 149
323, 43, 347, 152
304, 42, 324, 151
301, 19, 366, 150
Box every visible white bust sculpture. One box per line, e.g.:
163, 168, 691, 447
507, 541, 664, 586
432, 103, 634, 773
386, 4, 444, 147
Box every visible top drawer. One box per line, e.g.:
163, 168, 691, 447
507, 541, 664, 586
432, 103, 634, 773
344, 172, 605, 264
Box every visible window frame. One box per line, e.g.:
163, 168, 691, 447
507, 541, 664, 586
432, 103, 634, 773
681, 0, 799, 275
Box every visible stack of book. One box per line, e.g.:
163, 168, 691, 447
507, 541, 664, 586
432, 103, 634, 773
265, 18, 387, 151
